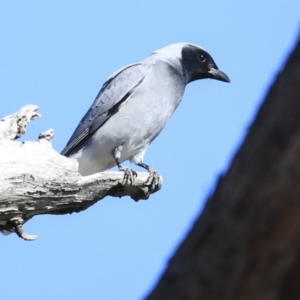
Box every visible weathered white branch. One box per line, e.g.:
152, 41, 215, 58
0, 104, 40, 140
0, 106, 162, 240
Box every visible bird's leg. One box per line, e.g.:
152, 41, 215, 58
113, 146, 137, 184
137, 162, 161, 193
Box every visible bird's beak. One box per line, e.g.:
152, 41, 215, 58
208, 67, 230, 83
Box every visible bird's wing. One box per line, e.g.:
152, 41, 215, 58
61, 63, 151, 156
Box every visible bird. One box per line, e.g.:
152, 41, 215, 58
61, 43, 230, 186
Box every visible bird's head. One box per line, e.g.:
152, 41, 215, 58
180, 43, 230, 83
154, 43, 230, 84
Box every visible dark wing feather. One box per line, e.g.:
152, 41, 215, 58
61, 63, 150, 156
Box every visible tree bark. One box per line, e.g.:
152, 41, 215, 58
0, 106, 161, 240
147, 32, 300, 300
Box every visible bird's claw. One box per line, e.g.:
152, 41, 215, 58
145, 168, 161, 193
120, 167, 137, 184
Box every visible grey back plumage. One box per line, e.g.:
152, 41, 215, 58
61, 63, 151, 156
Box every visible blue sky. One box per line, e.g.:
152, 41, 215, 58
1, 1, 299, 299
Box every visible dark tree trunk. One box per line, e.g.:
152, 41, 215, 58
147, 32, 300, 300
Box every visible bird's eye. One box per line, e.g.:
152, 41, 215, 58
198, 54, 206, 63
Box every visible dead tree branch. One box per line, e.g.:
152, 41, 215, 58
0, 106, 161, 240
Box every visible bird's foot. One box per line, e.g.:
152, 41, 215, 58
144, 168, 162, 193
120, 167, 137, 184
